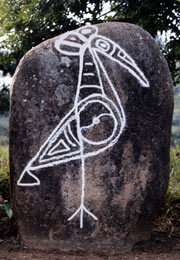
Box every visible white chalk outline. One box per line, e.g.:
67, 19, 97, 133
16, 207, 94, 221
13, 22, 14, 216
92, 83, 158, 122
83, 73, 95, 76
17, 25, 150, 228
85, 62, 93, 66
48, 139, 70, 156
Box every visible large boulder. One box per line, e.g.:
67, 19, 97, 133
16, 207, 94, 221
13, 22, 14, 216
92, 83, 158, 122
10, 22, 174, 253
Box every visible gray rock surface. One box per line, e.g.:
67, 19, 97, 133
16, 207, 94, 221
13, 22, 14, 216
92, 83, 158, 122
10, 22, 173, 253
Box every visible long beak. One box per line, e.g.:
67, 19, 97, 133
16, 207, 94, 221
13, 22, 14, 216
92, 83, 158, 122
92, 36, 149, 88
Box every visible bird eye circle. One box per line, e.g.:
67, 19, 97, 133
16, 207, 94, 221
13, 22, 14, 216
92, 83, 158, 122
93, 117, 100, 125
96, 39, 110, 51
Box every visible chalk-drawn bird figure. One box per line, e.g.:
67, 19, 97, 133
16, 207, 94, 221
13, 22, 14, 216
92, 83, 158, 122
17, 25, 149, 228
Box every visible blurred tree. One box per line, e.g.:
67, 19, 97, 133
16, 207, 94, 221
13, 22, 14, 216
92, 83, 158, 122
0, 0, 103, 75
105, 0, 180, 85
0, 0, 179, 85
0, 85, 9, 114
0, 0, 104, 113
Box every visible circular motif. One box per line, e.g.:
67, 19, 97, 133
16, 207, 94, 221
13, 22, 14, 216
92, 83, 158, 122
95, 39, 111, 52
78, 99, 119, 146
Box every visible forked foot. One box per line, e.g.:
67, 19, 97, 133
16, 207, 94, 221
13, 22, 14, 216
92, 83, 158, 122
68, 205, 97, 228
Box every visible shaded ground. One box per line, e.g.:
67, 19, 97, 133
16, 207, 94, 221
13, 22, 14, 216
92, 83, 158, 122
1, 227, 180, 260
0, 236, 180, 260
1, 210, 180, 259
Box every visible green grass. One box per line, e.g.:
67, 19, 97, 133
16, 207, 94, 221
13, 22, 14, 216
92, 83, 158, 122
0, 116, 9, 146
168, 143, 180, 201
0, 145, 9, 200
153, 143, 180, 237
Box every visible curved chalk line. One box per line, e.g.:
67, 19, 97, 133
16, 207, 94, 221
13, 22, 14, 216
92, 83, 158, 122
17, 25, 150, 229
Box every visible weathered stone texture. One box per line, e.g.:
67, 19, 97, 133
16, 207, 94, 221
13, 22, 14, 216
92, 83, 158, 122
10, 22, 173, 253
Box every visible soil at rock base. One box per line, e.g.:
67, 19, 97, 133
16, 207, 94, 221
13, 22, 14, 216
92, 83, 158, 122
1, 233, 180, 260
1, 215, 180, 259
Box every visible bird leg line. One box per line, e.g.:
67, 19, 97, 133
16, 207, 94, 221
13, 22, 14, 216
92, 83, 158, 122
68, 205, 98, 229
68, 156, 98, 228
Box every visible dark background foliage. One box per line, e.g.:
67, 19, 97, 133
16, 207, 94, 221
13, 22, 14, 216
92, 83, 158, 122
0, 0, 179, 113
